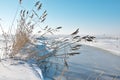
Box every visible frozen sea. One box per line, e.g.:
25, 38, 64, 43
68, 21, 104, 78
65, 45, 120, 80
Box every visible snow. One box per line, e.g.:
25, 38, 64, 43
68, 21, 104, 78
0, 59, 43, 80
0, 35, 120, 80
31, 64, 44, 80
67, 45, 120, 80
80, 38, 120, 56
0, 37, 44, 80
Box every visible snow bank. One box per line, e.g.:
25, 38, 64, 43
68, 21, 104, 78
81, 39, 120, 56
0, 59, 43, 80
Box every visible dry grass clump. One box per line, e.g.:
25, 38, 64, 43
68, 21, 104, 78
10, 25, 30, 57
0, 0, 82, 79
9, 0, 45, 58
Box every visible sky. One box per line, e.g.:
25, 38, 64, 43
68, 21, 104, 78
0, 0, 120, 35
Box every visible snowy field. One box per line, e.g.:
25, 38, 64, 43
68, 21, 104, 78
0, 35, 120, 80
80, 37, 120, 56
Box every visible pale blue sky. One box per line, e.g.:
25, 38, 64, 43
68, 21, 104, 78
0, 0, 120, 35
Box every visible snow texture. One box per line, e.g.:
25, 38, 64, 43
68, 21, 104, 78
81, 38, 120, 56
0, 59, 43, 80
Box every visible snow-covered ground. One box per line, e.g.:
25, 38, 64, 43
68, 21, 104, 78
0, 36, 44, 80
0, 35, 120, 80
0, 59, 43, 80
81, 38, 120, 56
